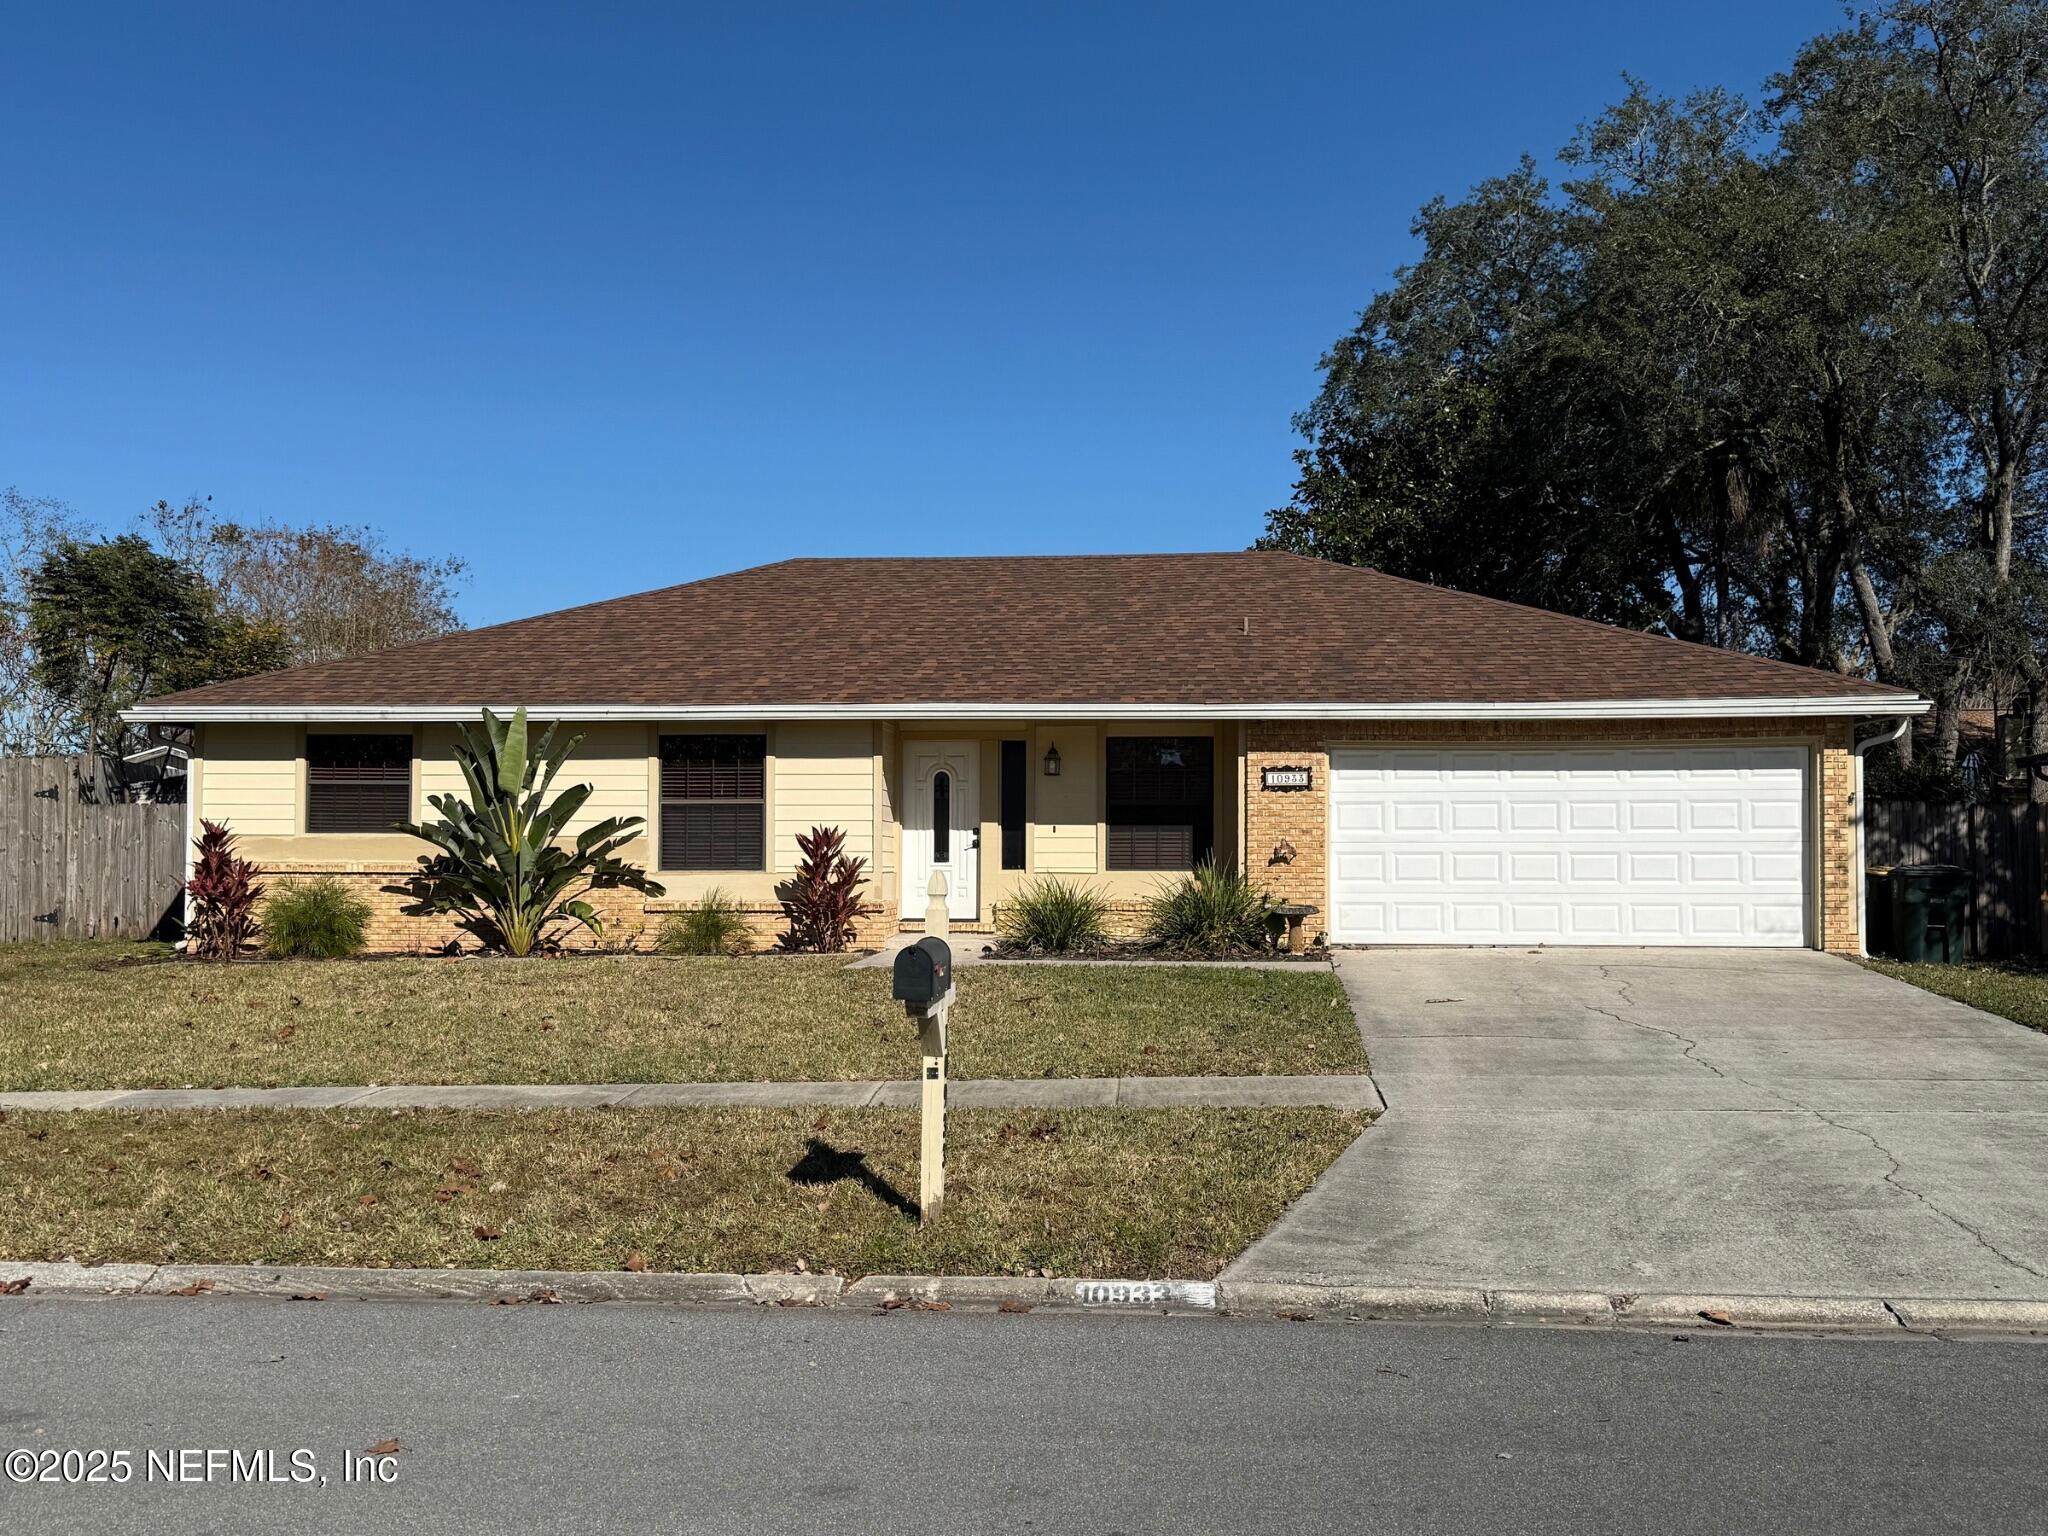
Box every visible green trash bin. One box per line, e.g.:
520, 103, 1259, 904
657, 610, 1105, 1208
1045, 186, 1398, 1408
1886, 864, 1969, 964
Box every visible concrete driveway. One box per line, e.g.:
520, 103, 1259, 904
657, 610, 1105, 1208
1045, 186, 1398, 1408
1228, 948, 2048, 1301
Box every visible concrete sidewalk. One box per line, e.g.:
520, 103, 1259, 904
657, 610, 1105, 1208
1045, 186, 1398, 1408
1229, 948, 2048, 1302
0, 1073, 1382, 1114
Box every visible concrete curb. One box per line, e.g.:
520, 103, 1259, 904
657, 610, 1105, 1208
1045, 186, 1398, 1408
1214, 1281, 2048, 1335
0, 1262, 846, 1307
1, 1262, 2043, 1335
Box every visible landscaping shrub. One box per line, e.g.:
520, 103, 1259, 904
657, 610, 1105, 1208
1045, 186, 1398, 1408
997, 877, 1110, 954
1143, 859, 1274, 955
262, 877, 372, 959
659, 888, 754, 956
777, 826, 876, 953
185, 820, 264, 961
391, 706, 664, 955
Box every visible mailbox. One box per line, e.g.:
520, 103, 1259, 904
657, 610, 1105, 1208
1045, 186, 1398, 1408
892, 936, 953, 1010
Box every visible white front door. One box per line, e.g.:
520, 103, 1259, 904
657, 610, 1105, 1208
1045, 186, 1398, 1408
902, 741, 979, 922
1327, 745, 1810, 946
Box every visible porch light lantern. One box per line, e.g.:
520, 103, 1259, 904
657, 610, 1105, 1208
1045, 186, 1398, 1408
1042, 742, 1061, 777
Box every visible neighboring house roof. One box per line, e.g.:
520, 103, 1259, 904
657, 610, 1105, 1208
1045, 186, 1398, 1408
128, 552, 1927, 722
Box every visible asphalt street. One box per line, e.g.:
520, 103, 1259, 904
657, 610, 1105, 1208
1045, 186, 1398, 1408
2, 1298, 2043, 1534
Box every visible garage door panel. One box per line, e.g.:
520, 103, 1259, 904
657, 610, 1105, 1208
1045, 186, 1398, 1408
1449, 800, 1501, 832
1632, 904, 1683, 936
1687, 849, 1744, 883
1390, 903, 1446, 936
1566, 851, 1622, 884
1627, 799, 1681, 831
1450, 902, 1507, 935
1752, 850, 1804, 883
1628, 850, 1682, 883
1329, 746, 1809, 947
1333, 802, 1385, 833
1450, 850, 1502, 883
1687, 800, 1742, 831
1751, 800, 1803, 831
1567, 800, 1621, 831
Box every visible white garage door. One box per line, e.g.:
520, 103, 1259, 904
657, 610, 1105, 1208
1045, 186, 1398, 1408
1328, 746, 1810, 947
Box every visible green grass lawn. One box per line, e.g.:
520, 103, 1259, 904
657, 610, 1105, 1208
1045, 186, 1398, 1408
1864, 957, 2048, 1035
0, 1105, 1365, 1279
0, 942, 1362, 1090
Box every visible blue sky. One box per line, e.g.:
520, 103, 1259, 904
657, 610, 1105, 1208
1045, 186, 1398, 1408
2, 1, 1842, 626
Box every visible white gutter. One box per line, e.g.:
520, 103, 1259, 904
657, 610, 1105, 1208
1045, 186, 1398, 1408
127, 694, 1932, 726
1852, 717, 1914, 957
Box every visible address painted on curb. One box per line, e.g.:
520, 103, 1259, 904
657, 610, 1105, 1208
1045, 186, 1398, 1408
1073, 1280, 1217, 1309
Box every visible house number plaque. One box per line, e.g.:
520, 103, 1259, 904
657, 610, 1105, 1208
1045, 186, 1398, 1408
1262, 765, 1312, 792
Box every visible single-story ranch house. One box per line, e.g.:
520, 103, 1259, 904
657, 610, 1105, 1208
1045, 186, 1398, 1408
128, 552, 1927, 954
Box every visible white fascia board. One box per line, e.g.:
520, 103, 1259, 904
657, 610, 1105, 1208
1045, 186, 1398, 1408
125, 694, 1931, 725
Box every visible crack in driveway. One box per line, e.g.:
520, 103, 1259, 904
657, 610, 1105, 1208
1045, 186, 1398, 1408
1583, 968, 2048, 1282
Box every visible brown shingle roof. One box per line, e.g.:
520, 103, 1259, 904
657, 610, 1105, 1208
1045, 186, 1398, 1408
132, 552, 1915, 714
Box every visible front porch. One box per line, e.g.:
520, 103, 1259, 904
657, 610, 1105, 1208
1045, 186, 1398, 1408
878, 721, 1250, 939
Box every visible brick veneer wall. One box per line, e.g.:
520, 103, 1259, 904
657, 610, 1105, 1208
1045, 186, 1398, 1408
1243, 716, 1860, 955
261, 867, 898, 953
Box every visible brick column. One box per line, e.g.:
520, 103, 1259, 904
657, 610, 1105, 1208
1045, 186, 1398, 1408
1818, 720, 1859, 956
1243, 723, 1329, 917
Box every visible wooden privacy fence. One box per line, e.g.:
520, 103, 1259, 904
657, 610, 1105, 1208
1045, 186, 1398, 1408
1866, 799, 2043, 960
0, 757, 186, 943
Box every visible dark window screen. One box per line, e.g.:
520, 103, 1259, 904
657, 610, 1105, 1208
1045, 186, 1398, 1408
999, 739, 1027, 869
1106, 736, 1214, 871
306, 733, 412, 833
659, 734, 766, 870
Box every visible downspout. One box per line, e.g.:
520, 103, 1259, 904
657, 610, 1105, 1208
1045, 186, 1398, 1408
1851, 718, 1911, 957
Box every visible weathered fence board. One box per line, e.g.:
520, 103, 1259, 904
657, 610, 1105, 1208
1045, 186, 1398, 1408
1867, 799, 2043, 960
0, 758, 186, 943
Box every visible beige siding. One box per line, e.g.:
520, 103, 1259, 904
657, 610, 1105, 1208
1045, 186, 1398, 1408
1032, 726, 1098, 873
875, 722, 898, 883
551, 722, 652, 837
418, 723, 469, 814
419, 721, 650, 839
197, 723, 298, 836
773, 721, 876, 871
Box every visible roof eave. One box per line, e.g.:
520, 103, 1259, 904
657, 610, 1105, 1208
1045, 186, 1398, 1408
125, 694, 1932, 725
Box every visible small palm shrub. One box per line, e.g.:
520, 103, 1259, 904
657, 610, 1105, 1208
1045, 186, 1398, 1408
777, 826, 876, 953
262, 877, 372, 959
1143, 859, 1273, 955
659, 888, 754, 955
185, 820, 264, 961
997, 877, 1110, 955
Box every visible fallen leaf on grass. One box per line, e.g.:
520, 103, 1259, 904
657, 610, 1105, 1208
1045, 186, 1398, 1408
434, 1186, 469, 1203
363, 1439, 400, 1456
473, 1226, 503, 1241
622, 1252, 647, 1273
275, 1024, 296, 1043
356, 1193, 379, 1208
447, 1158, 481, 1178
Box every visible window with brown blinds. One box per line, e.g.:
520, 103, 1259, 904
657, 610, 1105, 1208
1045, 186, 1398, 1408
1106, 736, 1213, 871
659, 734, 766, 870
306, 733, 413, 833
